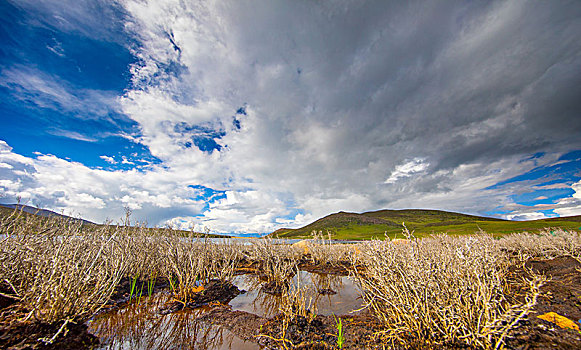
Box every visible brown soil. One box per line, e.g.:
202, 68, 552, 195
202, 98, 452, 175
299, 261, 350, 276
0, 309, 98, 350
504, 256, 581, 349
258, 312, 385, 349
106, 276, 171, 306
198, 306, 268, 342
0, 283, 17, 310
198, 304, 385, 350
159, 279, 243, 314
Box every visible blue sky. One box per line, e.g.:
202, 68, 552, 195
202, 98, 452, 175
1, 0, 581, 234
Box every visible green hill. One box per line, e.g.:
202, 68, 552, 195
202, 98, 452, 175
269, 209, 581, 240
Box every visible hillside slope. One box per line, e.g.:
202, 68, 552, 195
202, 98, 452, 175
270, 209, 581, 240
0, 204, 229, 238
0, 204, 96, 224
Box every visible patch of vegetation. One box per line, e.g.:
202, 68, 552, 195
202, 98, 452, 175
1, 206, 580, 349
270, 209, 581, 239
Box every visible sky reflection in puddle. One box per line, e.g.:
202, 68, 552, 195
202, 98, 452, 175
87, 293, 258, 350
88, 271, 362, 349
230, 271, 363, 318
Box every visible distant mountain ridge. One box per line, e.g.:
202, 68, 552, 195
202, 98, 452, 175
270, 209, 581, 240
0, 204, 95, 225
0, 203, 231, 238
2, 204, 579, 240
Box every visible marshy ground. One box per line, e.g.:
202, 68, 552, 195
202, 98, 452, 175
0, 210, 580, 349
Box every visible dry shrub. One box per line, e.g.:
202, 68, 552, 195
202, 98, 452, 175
279, 280, 318, 324
207, 238, 244, 280
0, 207, 245, 321
307, 230, 353, 266
351, 234, 543, 349
114, 225, 162, 283
157, 234, 240, 303
245, 238, 300, 292
258, 274, 321, 349
0, 211, 127, 323
499, 229, 581, 262
246, 236, 303, 261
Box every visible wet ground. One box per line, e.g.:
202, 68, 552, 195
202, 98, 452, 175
1, 258, 580, 349
504, 256, 581, 350
86, 270, 364, 350
88, 295, 259, 350
229, 271, 363, 318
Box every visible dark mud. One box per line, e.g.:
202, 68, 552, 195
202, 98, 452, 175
0, 310, 98, 350
0, 282, 97, 350
505, 256, 581, 350
159, 279, 243, 314
197, 306, 268, 342
234, 259, 262, 275
261, 280, 289, 295
298, 261, 350, 276
0, 279, 242, 350
258, 312, 385, 349
106, 276, 170, 306
0, 283, 17, 310
317, 288, 337, 295
198, 305, 385, 350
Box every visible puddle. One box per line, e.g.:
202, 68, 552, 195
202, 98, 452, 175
87, 293, 259, 350
230, 271, 363, 318
88, 271, 363, 349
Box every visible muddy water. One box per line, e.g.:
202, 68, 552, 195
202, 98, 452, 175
88, 271, 363, 349
230, 271, 363, 318
88, 293, 259, 350
87, 293, 259, 350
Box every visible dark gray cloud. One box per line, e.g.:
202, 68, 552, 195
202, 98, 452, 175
3, 0, 581, 232
114, 0, 581, 229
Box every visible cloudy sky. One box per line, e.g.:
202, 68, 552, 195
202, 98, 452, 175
1, 0, 580, 234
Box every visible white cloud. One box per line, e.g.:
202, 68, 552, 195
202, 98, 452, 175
553, 179, 581, 217
100, 155, 117, 164
3, 1, 581, 233
385, 158, 430, 184
0, 141, 13, 153
0, 179, 21, 191
505, 212, 548, 221
113, 0, 581, 230
0, 66, 123, 124
0, 142, 207, 225
49, 130, 98, 142
46, 39, 66, 57
121, 156, 134, 165
535, 183, 571, 190
572, 180, 581, 200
